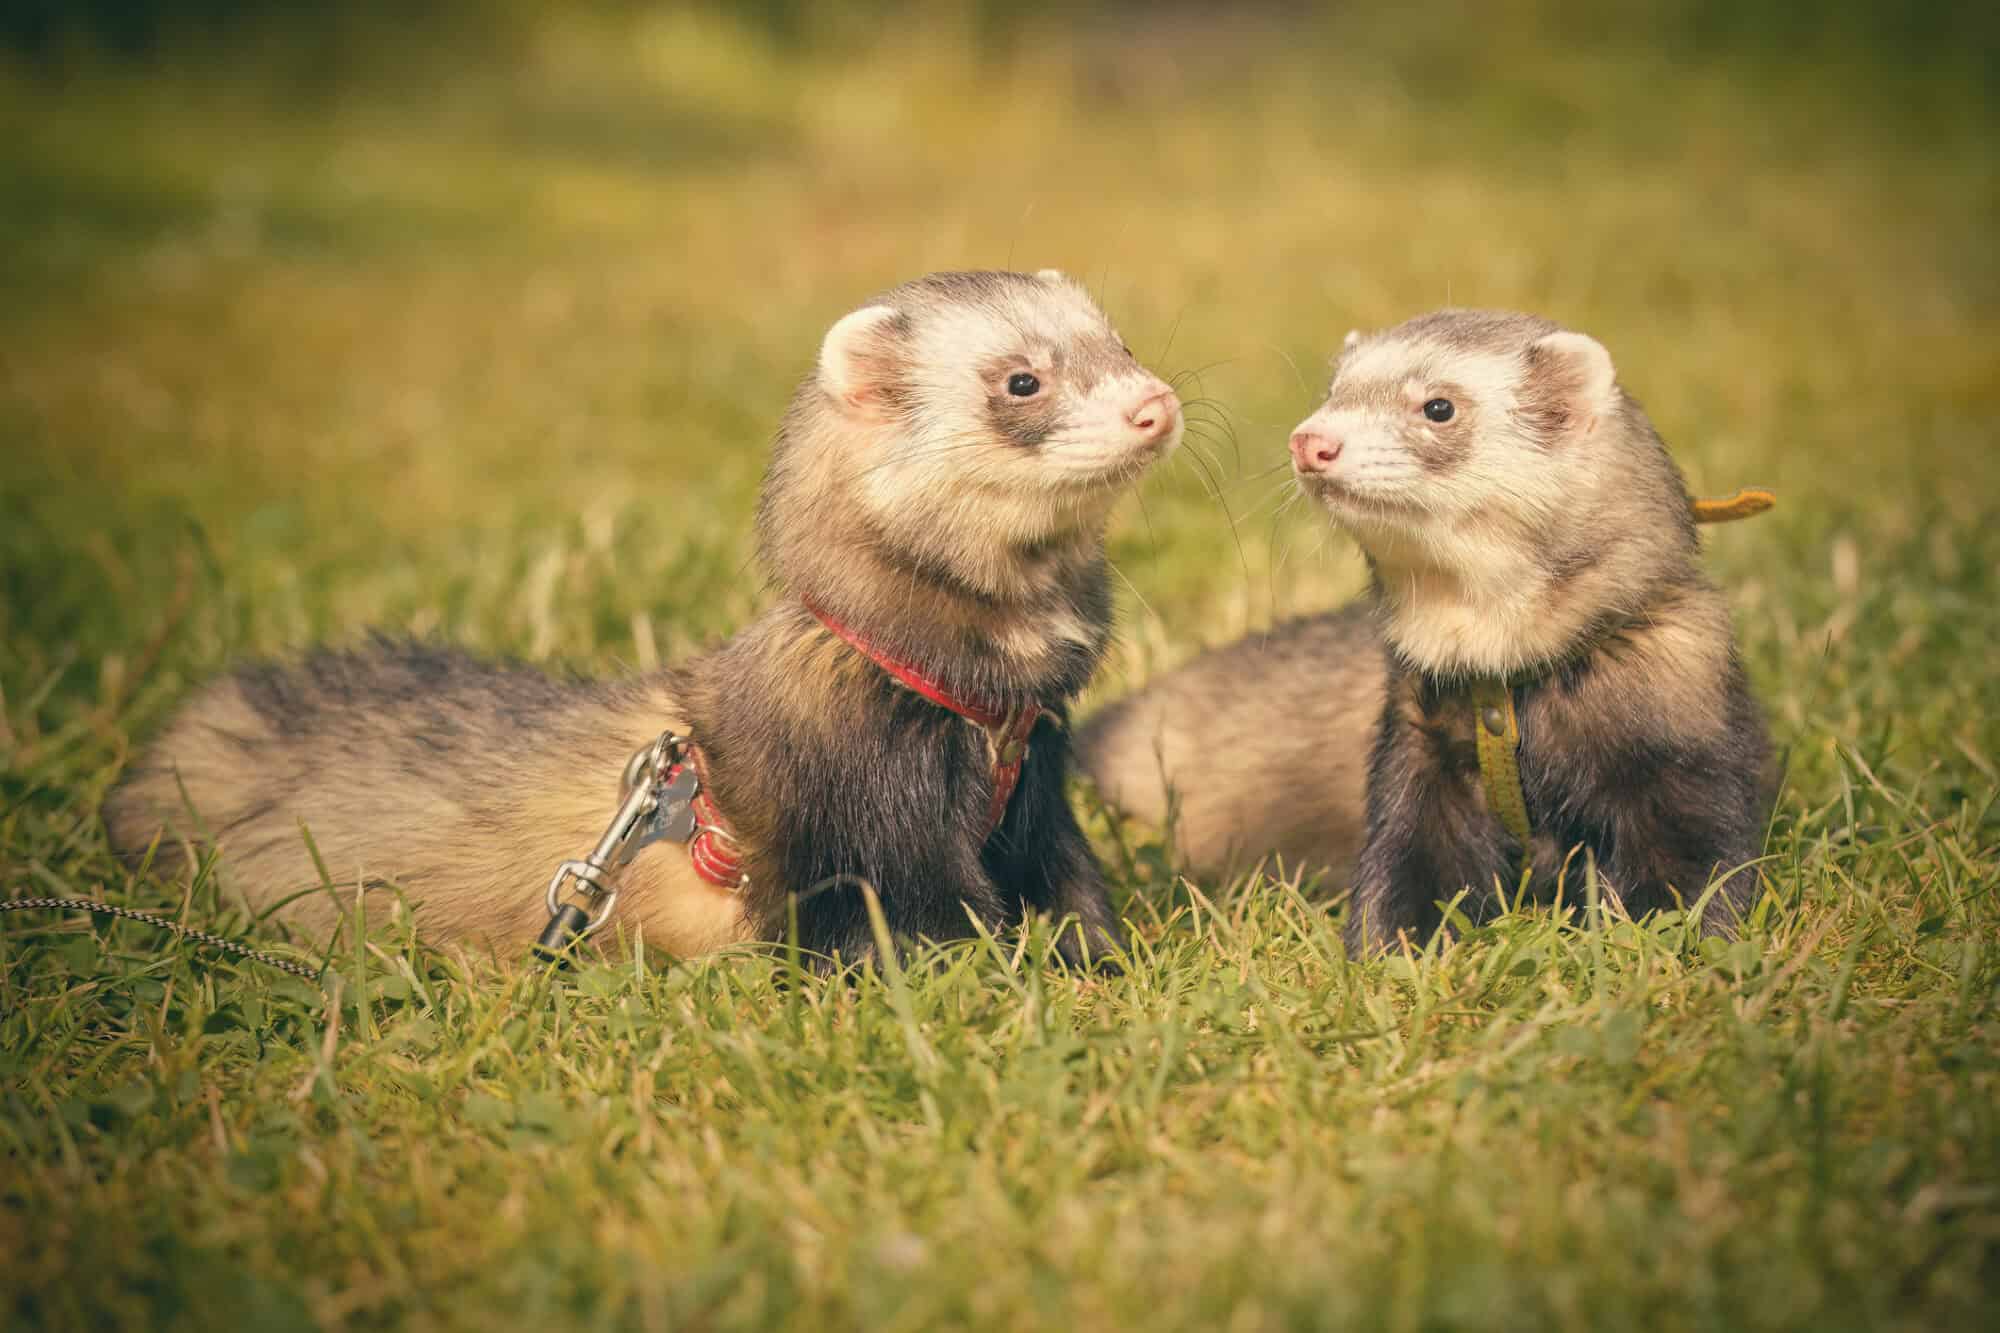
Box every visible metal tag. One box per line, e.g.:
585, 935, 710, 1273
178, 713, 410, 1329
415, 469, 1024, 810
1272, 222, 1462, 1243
638, 766, 702, 848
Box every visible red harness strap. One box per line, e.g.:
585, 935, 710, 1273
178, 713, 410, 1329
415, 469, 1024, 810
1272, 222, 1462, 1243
804, 599, 1045, 837
677, 742, 744, 889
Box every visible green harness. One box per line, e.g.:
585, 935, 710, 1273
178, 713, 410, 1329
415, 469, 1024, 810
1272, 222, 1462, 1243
1470, 677, 1533, 846
1467, 488, 1774, 846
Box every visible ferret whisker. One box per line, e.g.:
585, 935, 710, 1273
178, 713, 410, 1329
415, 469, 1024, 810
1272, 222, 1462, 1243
1176, 395, 1237, 416
1266, 485, 1308, 529
1004, 200, 1036, 272
1265, 503, 1313, 619
1184, 447, 1229, 483
1243, 479, 1304, 521
1180, 408, 1241, 445
1172, 440, 1255, 601
1181, 414, 1236, 442
1245, 498, 1300, 536
1182, 422, 1244, 468
1182, 420, 1239, 459
1105, 556, 1159, 632
1177, 425, 1218, 454
1180, 428, 1230, 464
1132, 478, 1163, 565
1174, 443, 1227, 502
1180, 456, 1228, 504
1095, 216, 1137, 311
1261, 341, 1314, 405
1175, 400, 1244, 468
1154, 303, 1190, 370
1165, 357, 1242, 397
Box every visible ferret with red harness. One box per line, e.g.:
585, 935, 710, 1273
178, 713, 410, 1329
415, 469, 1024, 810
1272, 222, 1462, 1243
108, 270, 1181, 968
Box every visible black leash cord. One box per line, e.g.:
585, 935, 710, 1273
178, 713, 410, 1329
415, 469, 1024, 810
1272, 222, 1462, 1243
0, 897, 324, 982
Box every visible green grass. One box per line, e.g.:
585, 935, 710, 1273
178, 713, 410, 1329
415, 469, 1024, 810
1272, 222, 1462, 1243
3, 5, 1998, 1329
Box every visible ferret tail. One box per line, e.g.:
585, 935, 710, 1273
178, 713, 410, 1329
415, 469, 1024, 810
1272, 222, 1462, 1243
103, 639, 685, 939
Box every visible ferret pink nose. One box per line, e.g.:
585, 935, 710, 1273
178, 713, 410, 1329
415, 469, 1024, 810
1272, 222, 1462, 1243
1290, 429, 1342, 472
1127, 388, 1180, 440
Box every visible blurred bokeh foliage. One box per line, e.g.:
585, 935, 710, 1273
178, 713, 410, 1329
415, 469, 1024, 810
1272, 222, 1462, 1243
7, 0, 1998, 80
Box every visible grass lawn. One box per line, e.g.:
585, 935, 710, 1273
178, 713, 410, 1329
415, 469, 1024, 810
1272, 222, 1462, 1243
3, 4, 1997, 1329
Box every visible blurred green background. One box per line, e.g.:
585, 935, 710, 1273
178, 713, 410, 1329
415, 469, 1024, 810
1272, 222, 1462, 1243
4, 0, 1995, 770
5, 0, 1996, 648
3, 3, 1997, 1330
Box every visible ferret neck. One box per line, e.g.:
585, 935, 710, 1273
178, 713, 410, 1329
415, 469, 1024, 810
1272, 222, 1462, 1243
765, 516, 1112, 705
1369, 545, 1662, 682
802, 596, 1022, 724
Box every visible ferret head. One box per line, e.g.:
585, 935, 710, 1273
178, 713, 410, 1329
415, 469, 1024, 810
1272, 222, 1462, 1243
1290, 310, 1699, 676
760, 269, 1180, 605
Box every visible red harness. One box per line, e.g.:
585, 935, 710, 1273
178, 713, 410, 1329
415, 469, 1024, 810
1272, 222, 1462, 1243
804, 600, 1045, 837
675, 602, 1045, 890
673, 741, 745, 889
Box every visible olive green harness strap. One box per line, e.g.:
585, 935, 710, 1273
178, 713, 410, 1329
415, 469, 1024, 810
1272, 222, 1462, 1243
1463, 488, 1774, 847
1469, 679, 1532, 847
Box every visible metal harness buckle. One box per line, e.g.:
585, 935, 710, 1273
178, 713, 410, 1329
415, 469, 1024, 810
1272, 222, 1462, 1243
532, 731, 686, 963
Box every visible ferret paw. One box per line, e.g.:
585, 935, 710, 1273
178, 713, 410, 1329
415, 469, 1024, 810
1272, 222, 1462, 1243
1050, 915, 1128, 974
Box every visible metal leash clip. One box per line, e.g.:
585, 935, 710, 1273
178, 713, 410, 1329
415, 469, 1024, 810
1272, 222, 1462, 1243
532, 730, 697, 963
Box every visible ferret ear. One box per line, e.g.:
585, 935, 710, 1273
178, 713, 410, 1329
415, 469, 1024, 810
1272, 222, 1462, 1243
1342, 329, 1363, 352
818, 305, 904, 417
1524, 330, 1618, 439
1035, 268, 1071, 285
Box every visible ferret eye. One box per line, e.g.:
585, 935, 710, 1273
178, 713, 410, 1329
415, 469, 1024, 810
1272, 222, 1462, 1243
1007, 372, 1042, 397
1422, 398, 1455, 423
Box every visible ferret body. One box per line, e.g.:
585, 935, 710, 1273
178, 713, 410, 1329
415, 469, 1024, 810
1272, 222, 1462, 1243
1079, 310, 1770, 951
107, 270, 1183, 967
1078, 606, 1384, 880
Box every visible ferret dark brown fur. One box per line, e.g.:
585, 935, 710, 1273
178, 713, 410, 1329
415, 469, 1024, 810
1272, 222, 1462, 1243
1078, 309, 1771, 952
106, 270, 1183, 968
